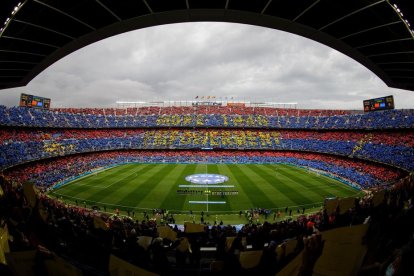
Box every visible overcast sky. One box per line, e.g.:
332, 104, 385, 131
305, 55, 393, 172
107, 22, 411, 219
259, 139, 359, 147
1, 22, 414, 110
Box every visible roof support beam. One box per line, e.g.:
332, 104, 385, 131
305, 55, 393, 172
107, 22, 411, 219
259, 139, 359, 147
339, 21, 401, 40
389, 76, 414, 79
378, 61, 414, 65
0, 49, 46, 57
293, 0, 320, 22
261, 0, 272, 14
0, 69, 31, 71
319, 0, 386, 31
356, 37, 412, 49
12, 19, 74, 39
0, 61, 37, 65
0, 75, 25, 78
142, 0, 154, 14
367, 51, 414, 58
94, 0, 121, 21
33, 0, 96, 31
383, 68, 414, 72
2, 35, 60, 48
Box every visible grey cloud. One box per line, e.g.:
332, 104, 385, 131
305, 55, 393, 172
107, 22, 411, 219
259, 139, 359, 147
0, 22, 413, 109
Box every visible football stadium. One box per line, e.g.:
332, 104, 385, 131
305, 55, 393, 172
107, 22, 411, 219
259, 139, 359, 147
1, 1, 414, 276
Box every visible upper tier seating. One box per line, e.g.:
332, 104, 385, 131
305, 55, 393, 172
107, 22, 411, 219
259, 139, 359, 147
1, 105, 413, 129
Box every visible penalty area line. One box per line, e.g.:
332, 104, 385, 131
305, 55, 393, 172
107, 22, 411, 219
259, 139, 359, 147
50, 192, 145, 210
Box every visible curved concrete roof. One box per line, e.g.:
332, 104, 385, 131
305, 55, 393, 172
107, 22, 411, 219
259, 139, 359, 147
0, 0, 413, 91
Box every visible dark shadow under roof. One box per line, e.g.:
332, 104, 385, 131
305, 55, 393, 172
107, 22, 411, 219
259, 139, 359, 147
0, 0, 413, 91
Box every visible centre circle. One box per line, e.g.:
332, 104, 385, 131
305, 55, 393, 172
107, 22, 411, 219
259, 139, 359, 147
185, 174, 229, 185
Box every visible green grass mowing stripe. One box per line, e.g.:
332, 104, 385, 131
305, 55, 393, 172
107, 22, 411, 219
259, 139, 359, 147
83, 164, 157, 203
307, 176, 359, 197
133, 164, 188, 210
142, 164, 192, 211
217, 164, 247, 211
195, 163, 209, 174
249, 164, 315, 206
221, 164, 257, 213
308, 174, 364, 196
94, 164, 148, 189
280, 164, 363, 199
282, 164, 350, 191
265, 164, 338, 200
229, 164, 275, 209
159, 164, 198, 211
95, 163, 165, 205
115, 164, 179, 208
51, 164, 128, 193
179, 164, 209, 212
238, 164, 296, 207
248, 164, 312, 206
51, 163, 363, 215
86, 165, 130, 180
207, 164, 219, 174
88, 164, 159, 206
54, 164, 136, 196
184, 165, 221, 212
205, 164, 231, 212
277, 164, 362, 197
239, 164, 298, 209
181, 164, 230, 213
215, 164, 254, 212
65, 164, 128, 188
51, 164, 128, 194
232, 164, 277, 209
78, 164, 149, 199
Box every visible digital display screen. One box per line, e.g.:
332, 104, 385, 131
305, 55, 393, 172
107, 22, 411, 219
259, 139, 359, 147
20, 93, 51, 109
363, 95, 394, 112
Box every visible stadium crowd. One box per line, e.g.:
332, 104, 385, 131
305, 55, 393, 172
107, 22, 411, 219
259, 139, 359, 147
51, 106, 351, 116
1, 105, 414, 129
1, 128, 413, 171
0, 104, 413, 275
2, 128, 414, 147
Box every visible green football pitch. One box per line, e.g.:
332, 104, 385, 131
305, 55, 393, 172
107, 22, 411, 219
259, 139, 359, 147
49, 163, 362, 220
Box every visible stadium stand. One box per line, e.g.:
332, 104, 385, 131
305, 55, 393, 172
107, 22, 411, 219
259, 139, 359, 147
1, 0, 414, 273
1, 126, 413, 171
1, 105, 414, 129
0, 105, 413, 275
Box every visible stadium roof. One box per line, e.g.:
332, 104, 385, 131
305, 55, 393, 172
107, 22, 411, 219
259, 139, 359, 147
0, 0, 413, 91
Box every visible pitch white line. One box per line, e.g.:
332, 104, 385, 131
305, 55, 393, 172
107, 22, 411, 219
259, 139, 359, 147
99, 165, 145, 190
79, 184, 107, 189
51, 193, 147, 209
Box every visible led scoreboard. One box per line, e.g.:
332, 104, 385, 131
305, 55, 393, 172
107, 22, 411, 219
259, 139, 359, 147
363, 95, 394, 112
19, 93, 51, 109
